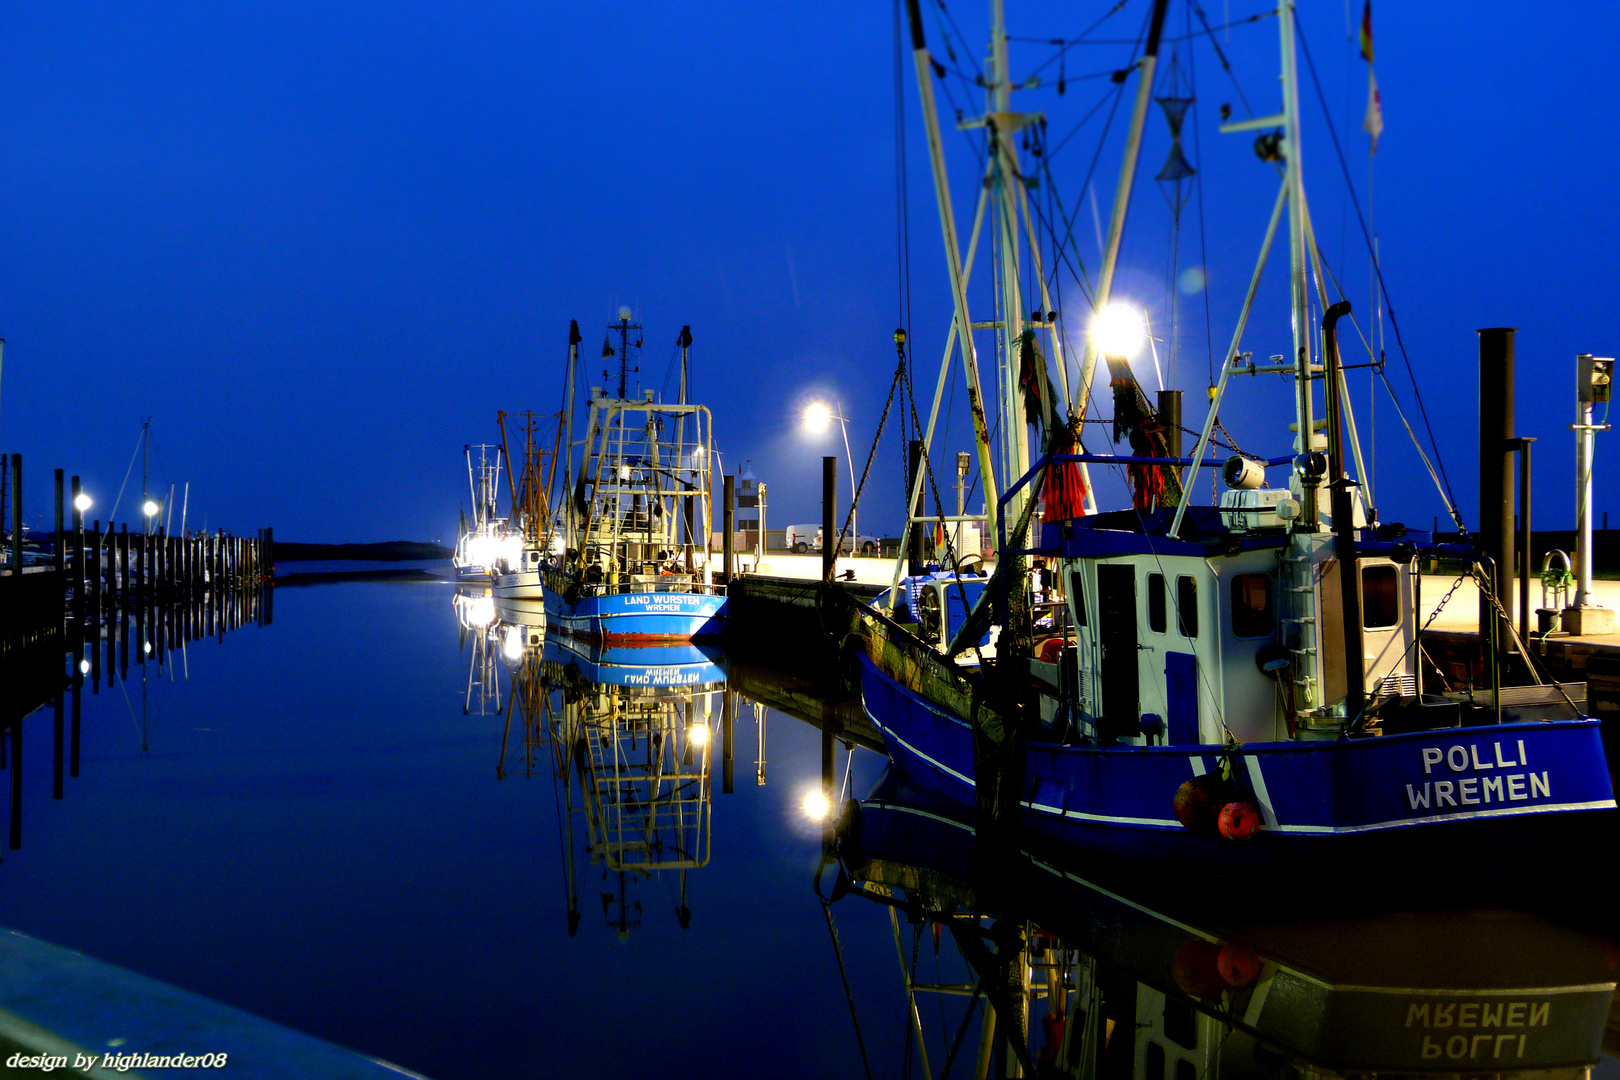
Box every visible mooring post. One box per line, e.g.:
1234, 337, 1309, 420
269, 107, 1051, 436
90, 521, 102, 612
722, 474, 735, 581
71, 476, 84, 607
71, 625, 82, 777
721, 690, 735, 795
822, 456, 836, 582
53, 469, 64, 575
9, 454, 21, 579
53, 692, 63, 801
1478, 327, 1516, 680
9, 718, 20, 849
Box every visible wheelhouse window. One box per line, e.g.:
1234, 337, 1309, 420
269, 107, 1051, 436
1176, 576, 1199, 638
1362, 564, 1401, 629
1230, 573, 1273, 638
1147, 573, 1166, 634
1068, 571, 1088, 626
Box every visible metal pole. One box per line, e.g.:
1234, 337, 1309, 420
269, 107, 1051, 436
837, 407, 856, 553
1508, 437, 1535, 649
822, 457, 837, 582
1478, 328, 1516, 670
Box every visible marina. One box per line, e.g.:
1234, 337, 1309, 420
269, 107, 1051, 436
4, 0, 1620, 1076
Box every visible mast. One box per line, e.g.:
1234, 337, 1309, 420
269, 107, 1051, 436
988, 0, 1030, 525
903, 0, 1000, 543
1073, 0, 1171, 421
561, 321, 582, 551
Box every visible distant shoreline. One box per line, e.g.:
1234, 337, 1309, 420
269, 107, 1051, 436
272, 541, 452, 562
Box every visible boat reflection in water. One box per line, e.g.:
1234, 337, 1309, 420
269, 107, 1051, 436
830, 772, 1618, 1078
500, 623, 729, 938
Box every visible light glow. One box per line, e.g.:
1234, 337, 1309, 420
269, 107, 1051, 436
802, 402, 831, 434
502, 624, 525, 661
800, 788, 831, 822
142, 500, 160, 517
1090, 302, 1147, 360
73, 493, 93, 513
688, 724, 710, 748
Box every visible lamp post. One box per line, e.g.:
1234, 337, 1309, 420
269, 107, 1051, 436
803, 401, 859, 556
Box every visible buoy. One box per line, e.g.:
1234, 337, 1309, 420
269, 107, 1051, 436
1173, 775, 1226, 835
1218, 801, 1261, 841
1170, 940, 1226, 998
1217, 943, 1260, 987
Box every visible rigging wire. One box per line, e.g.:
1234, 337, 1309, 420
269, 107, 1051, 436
1293, 17, 1465, 528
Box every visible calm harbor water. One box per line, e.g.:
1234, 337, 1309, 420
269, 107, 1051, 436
3, 578, 1619, 1078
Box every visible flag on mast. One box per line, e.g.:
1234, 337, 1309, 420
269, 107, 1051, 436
1361, 1, 1383, 152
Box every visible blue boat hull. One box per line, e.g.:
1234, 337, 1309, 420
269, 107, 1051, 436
541, 578, 726, 644
858, 652, 1616, 867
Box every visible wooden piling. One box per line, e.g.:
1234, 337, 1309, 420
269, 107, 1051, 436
54, 470, 64, 575
9, 454, 21, 579
90, 521, 102, 611
53, 692, 63, 800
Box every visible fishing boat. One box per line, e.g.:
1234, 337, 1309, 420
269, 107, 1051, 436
532, 312, 727, 643
852, 0, 1615, 870
452, 443, 519, 582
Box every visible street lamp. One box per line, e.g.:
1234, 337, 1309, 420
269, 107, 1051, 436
73, 493, 92, 514
802, 400, 859, 556
142, 499, 160, 535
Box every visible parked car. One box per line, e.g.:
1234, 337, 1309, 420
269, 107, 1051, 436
784, 523, 819, 553
815, 527, 880, 556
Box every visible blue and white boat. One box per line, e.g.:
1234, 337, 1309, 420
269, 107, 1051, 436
853, 0, 1615, 868
508, 313, 727, 643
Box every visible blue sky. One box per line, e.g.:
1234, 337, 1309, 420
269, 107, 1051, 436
1, 1, 1616, 542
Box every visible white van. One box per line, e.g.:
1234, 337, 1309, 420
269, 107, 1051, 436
815, 527, 880, 556
784, 524, 819, 553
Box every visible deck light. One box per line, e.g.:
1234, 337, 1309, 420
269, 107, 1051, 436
142, 499, 160, 518
688, 723, 710, 748
1090, 302, 1147, 360
73, 493, 93, 513
800, 788, 831, 822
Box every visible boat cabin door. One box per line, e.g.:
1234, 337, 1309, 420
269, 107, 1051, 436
1096, 564, 1140, 741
